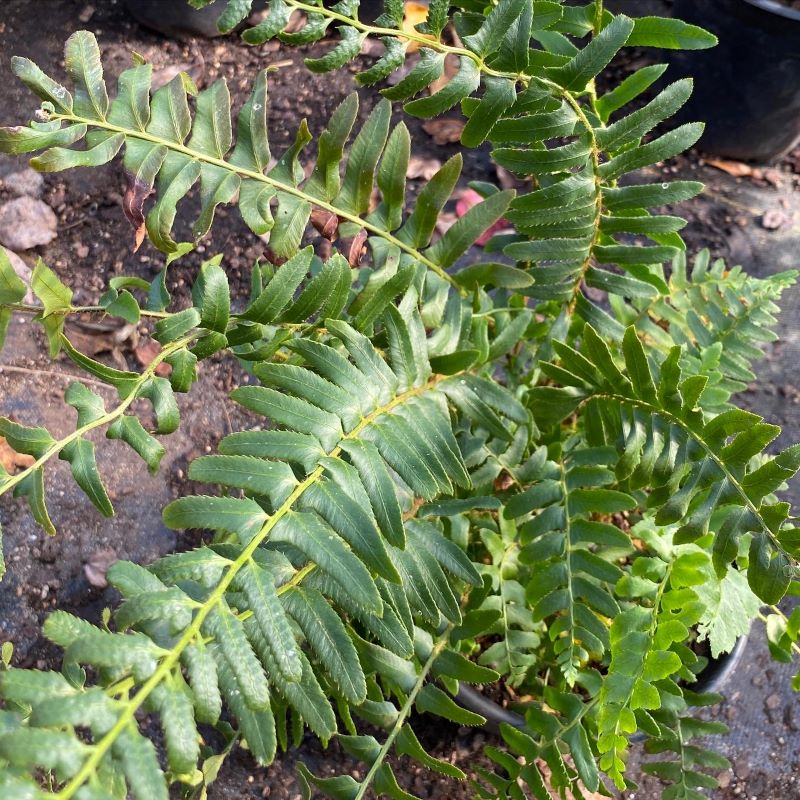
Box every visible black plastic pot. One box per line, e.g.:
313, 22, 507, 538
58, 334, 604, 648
123, 0, 238, 38
669, 0, 800, 162
122, 0, 383, 38
456, 632, 750, 735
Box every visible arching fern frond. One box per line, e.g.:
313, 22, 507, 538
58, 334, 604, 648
297, 619, 501, 800
0, 312, 528, 799
473, 692, 603, 799
0, 241, 426, 539
530, 324, 800, 604
186, 0, 718, 326
201, 0, 716, 100
1, 32, 512, 289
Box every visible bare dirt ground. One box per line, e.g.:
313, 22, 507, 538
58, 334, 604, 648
0, 1, 799, 798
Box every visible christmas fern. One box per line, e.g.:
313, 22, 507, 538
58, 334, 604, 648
195, 0, 716, 326
4, 32, 510, 287
0, 313, 523, 799
0, 3, 798, 799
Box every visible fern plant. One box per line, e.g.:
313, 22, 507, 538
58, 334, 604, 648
0, 2, 799, 798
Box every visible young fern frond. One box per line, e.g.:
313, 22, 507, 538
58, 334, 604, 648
0, 312, 528, 799
641, 711, 730, 800
596, 522, 736, 790
204, 0, 716, 95
1, 32, 512, 290
0, 254, 199, 537
475, 522, 734, 798
297, 623, 487, 800
472, 512, 546, 689
0, 240, 456, 539
473, 693, 603, 799
609, 250, 798, 410
530, 324, 800, 604
503, 443, 633, 687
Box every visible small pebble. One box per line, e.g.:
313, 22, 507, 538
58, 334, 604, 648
2, 167, 44, 198
0, 196, 57, 250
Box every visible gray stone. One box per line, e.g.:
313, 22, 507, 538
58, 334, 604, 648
0, 196, 57, 250
1, 167, 44, 198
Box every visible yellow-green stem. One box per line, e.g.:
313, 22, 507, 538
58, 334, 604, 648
48, 112, 461, 293
54, 371, 453, 799
353, 625, 454, 800
0, 333, 195, 500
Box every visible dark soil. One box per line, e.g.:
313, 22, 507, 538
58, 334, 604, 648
1, 1, 799, 799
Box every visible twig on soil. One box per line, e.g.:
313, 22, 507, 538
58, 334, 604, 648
0, 363, 116, 392
701, 187, 765, 216
57, 216, 89, 231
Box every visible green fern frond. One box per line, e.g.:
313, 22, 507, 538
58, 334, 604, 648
530, 324, 800, 604
0, 242, 419, 536
641, 710, 730, 800
474, 695, 603, 800
506, 443, 633, 686
1, 32, 512, 290
0, 312, 526, 799
193, 0, 718, 327
607, 250, 798, 410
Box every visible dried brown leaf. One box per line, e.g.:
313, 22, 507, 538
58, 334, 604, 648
342, 228, 368, 267
429, 53, 460, 94
122, 172, 151, 252
406, 156, 442, 180
310, 208, 340, 241
401, 2, 435, 53
0, 437, 35, 473
435, 211, 458, 237
706, 158, 754, 178
151, 61, 205, 92
135, 338, 172, 377
84, 549, 118, 589
422, 118, 465, 145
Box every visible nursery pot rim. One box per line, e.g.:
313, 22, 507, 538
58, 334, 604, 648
455, 630, 751, 735
742, 0, 800, 21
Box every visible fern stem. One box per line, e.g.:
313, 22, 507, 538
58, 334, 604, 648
283, 0, 528, 83
353, 625, 453, 800
286, 1, 464, 54
0, 333, 195, 501
2, 302, 172, 318
54, 371, 452, 799
48, 112, 461, 292
593, 0, 605, 35
235, 560, 318, 627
